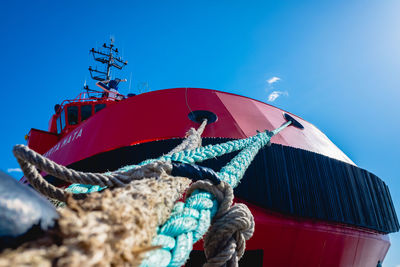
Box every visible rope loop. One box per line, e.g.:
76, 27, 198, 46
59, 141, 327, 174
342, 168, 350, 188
13, 144, 173, 202
203, 203, 254, 267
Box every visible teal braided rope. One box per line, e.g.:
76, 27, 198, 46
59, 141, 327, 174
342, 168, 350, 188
140, 190, 218, 267
65, 183, 104, 194
67, 130, 264, 193
140, 121, 292, 267
219, 130, 272, 187
114, 134, 262, 174
220, 121, 291, 187
272, 120, 292, 136
122, 120, 290, 174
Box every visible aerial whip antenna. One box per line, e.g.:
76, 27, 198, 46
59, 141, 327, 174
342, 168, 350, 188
128, 72, 132, 92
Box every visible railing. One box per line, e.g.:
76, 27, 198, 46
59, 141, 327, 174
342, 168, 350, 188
59, 91, 124, 109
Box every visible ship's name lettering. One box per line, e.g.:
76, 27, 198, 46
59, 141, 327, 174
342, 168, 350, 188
44, 128, 83, 157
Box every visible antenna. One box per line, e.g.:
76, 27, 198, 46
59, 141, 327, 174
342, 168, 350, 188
88, 38, 128, 81
128, 72, 132, 92
82, 78, 103, 98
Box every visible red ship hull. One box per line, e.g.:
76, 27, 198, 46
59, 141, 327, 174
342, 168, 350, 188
23, 88, 395, 266
192, 201, 389, 266
33, 88, 355, 166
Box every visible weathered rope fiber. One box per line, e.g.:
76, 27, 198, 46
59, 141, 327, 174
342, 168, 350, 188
167, 120, 207, 155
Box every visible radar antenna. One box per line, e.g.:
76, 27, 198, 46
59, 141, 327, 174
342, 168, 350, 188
88, 39, 128, 81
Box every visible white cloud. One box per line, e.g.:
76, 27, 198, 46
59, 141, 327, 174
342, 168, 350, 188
7, 168, 22, 173
268, 91, 288, 102
267, 76, 281, 84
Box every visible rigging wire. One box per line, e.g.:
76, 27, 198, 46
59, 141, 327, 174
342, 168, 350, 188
185, 87, 194, 116
128, 72, 132, 93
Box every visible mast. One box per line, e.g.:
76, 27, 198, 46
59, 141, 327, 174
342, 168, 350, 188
88, 38, 128, 81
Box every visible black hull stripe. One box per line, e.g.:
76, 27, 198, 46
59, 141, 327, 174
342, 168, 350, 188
46, 138, 399, 233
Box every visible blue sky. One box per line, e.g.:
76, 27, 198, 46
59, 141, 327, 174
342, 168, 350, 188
1, 0, 399, 265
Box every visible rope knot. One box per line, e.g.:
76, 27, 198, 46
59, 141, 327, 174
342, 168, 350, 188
203, 203, 255, 267
185, 180, 255, 267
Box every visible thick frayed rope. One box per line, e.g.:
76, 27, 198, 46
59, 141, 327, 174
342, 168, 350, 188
167, 120, 207, 156
0, 174, 191, 267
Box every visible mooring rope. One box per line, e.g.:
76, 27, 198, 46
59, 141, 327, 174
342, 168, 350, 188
166, 119, 207, 155
13, 120, 292, 266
